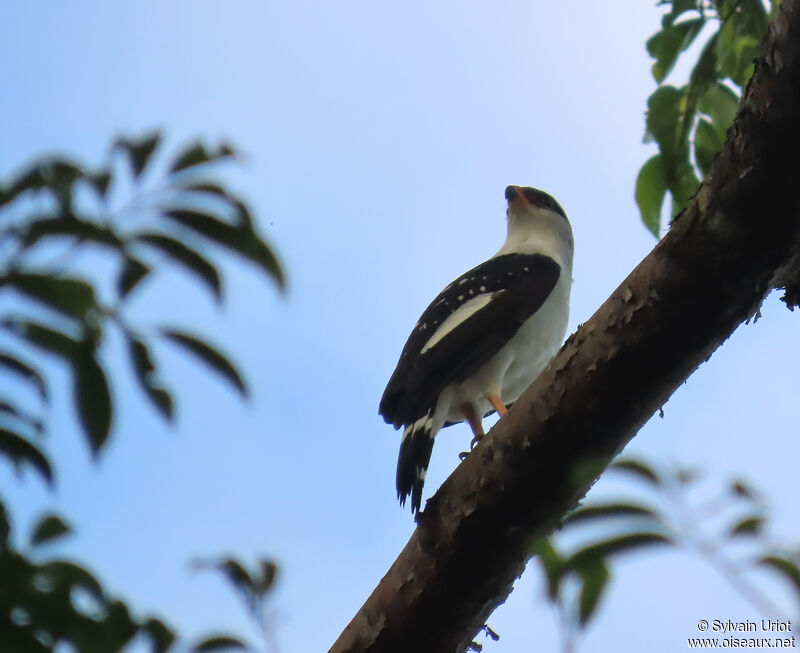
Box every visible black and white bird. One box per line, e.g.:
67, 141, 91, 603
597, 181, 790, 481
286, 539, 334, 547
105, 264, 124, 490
379, 185, 574, 513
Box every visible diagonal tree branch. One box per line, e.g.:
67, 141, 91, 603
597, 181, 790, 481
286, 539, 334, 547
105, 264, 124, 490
331, 3, 800, 651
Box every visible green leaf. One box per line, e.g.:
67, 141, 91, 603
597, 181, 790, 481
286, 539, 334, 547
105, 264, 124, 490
118, 257, 151, 299
126, 335, 174, 422
647, 19, 705, 83
730, 515, 764, 537
169, 141, 235, 174
192, 635, 248, 652
0, 628, 50, 653
256, 559, 278, 594
646, 87, 697, 219
128, 337, 153, 378
0, 428, 53, 485
142, 618, 176, 653
73, 348, 112, 454
758, 555, 800, 608
38, 560, 105, 599
162, 209, 284, 290
86, 170, 112, 198
217, 558, 255, 594
21, 215, 124, 250
1, 319, 82, 362
5, 166, 48, 200
6, 159, 83, 204
0, 399, 22, 420
566, 533, 672, 570
661, 0, 700, 27
161, 329, 247, 397
2, 319, 82, 360
635, 155, 668, 238
694, 118, 725, 177
688, 32, 721, 92
0, 499, 10, 548
0, 351, 48, 401
530, 538, 563, 600
716, 27, 755, 88
102, 600, 140, 648
147, 387, 173, 423
564, 502, 660, 525
134, 232, 222, 302
179, 180, 231, 198
645, 85, 686, 158
29, 514, 72, 547
716, 1, 767, 87
731, 479, 755, 498
0, 400, 44, 435
610, 459, 662, 485
668, 161, 700, 216
232, 199, 255, 230
114, 132, 161, 178
3, 272, 97, 320
578, 559, 609, 626
698, 82, 739, 136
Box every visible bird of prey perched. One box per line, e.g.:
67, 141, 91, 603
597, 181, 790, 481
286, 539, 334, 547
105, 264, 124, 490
379, 185, 574, 513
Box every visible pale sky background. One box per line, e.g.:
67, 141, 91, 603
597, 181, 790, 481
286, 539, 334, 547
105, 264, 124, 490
1, 2, 798, 652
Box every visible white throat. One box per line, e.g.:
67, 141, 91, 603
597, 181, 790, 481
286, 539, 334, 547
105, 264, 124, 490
495, 206, 574, 273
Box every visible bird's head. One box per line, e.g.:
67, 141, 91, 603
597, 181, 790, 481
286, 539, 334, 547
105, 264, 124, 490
503, 185, 574, 269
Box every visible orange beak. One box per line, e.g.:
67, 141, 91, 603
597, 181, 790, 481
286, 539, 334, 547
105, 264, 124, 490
505, 185, 529, 212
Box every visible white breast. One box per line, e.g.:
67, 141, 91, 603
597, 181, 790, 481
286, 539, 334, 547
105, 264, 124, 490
500, 272, 571, 402
436, 271, 571, 424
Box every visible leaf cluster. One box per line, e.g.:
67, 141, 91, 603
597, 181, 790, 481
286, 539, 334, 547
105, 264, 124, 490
0, 505, 175, 653
532, 458, 800, 651
636, 0, 773, 236
0, 503, 268, 652
0, 133, 284, 652
193, 555, 279, 645
0, 131, 283, 485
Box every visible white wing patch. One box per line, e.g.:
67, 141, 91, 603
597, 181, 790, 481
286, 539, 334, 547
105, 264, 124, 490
402, 412, 434, 440
420, 292, 499, 354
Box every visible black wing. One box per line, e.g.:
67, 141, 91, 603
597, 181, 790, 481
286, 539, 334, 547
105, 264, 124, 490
379, 253, 561, 427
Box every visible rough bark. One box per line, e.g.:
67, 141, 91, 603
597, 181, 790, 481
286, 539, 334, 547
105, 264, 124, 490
331, 4, 800, 652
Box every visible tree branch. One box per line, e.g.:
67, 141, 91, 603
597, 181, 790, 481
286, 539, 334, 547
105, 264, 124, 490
331, 3, 800, 651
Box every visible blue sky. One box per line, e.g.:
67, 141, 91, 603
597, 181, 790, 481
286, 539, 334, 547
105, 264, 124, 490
1, 2, 798, 652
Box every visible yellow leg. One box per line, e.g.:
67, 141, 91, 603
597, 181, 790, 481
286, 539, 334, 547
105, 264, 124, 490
460, 402, 484, 440
488, 394, 508, 417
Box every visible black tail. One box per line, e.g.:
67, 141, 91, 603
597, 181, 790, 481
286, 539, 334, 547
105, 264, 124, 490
396, 412, 435, 514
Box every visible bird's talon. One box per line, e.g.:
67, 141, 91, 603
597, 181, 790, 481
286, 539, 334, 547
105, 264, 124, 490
458, 450, 469, 461
470, 435, 482, 449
